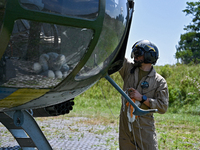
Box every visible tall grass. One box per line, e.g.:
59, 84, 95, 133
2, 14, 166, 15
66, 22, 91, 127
155, 64, 200, 114
72, 73, 122, 118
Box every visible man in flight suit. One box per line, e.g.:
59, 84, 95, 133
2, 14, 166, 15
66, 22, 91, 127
119, 40, 169, 150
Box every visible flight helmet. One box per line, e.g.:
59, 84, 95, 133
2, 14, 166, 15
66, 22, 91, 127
131, 40, 159, 65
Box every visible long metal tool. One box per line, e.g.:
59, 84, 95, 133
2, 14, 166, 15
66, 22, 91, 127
105, 74, 157, 116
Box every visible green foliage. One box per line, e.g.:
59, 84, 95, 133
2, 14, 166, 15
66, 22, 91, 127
74, 72, 122, 118
176, 2, 200, 64
156, 64, 200, 115
183, 2, 200, 32
79, 72, 122, 102
167, 85, 182, 106
156, 64, 172, 79
77, 64, 200, 115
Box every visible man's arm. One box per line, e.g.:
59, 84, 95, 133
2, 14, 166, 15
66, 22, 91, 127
119, 58, 127, 79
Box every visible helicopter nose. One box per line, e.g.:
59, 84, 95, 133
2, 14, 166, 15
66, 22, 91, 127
0, 0, 132, 109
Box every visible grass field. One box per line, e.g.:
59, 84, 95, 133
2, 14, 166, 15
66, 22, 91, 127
155, 113, 200, 149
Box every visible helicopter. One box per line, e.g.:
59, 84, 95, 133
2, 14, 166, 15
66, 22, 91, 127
0, 0, 157, 149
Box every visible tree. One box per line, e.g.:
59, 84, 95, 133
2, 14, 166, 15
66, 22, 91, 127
176, 1, 200, 64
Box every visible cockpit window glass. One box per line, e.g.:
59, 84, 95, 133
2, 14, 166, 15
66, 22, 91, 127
0, 19, 93, 88
75, 0, 128, 80
20, 0, 99, 19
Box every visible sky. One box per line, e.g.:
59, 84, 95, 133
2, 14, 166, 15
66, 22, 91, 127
125, 0, 198, 66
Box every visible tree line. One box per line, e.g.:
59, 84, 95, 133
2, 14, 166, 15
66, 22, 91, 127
176, 1, 200, 64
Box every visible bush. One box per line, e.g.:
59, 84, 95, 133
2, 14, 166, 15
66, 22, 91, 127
168, 85, 182, 106
163, 64, 200, 114
158, 64, 173, 79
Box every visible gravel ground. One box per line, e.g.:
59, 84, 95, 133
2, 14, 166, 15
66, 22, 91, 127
0, 116, 119, 150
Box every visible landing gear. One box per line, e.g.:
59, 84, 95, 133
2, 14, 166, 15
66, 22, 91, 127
0, 110, 52, 150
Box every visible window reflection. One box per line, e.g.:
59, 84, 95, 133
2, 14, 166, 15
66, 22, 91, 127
20, 0, 99, 19
106, 0, 126, 25
76, 0, 127, 80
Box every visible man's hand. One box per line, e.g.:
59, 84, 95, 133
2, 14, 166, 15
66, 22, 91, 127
128, 88, 142, 101
128, 88, 150, 107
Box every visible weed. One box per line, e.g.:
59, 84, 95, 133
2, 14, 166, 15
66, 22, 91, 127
81, 133, 84, 138
68, 134, 74, 141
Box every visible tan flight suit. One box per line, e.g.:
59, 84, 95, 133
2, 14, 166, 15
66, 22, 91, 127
119, 58, 169, 150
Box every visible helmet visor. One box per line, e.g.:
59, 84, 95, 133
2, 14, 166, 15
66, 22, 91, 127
131, 47, 144, 58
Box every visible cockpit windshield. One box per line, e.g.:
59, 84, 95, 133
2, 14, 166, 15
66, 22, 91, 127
0, 0, 128, 89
